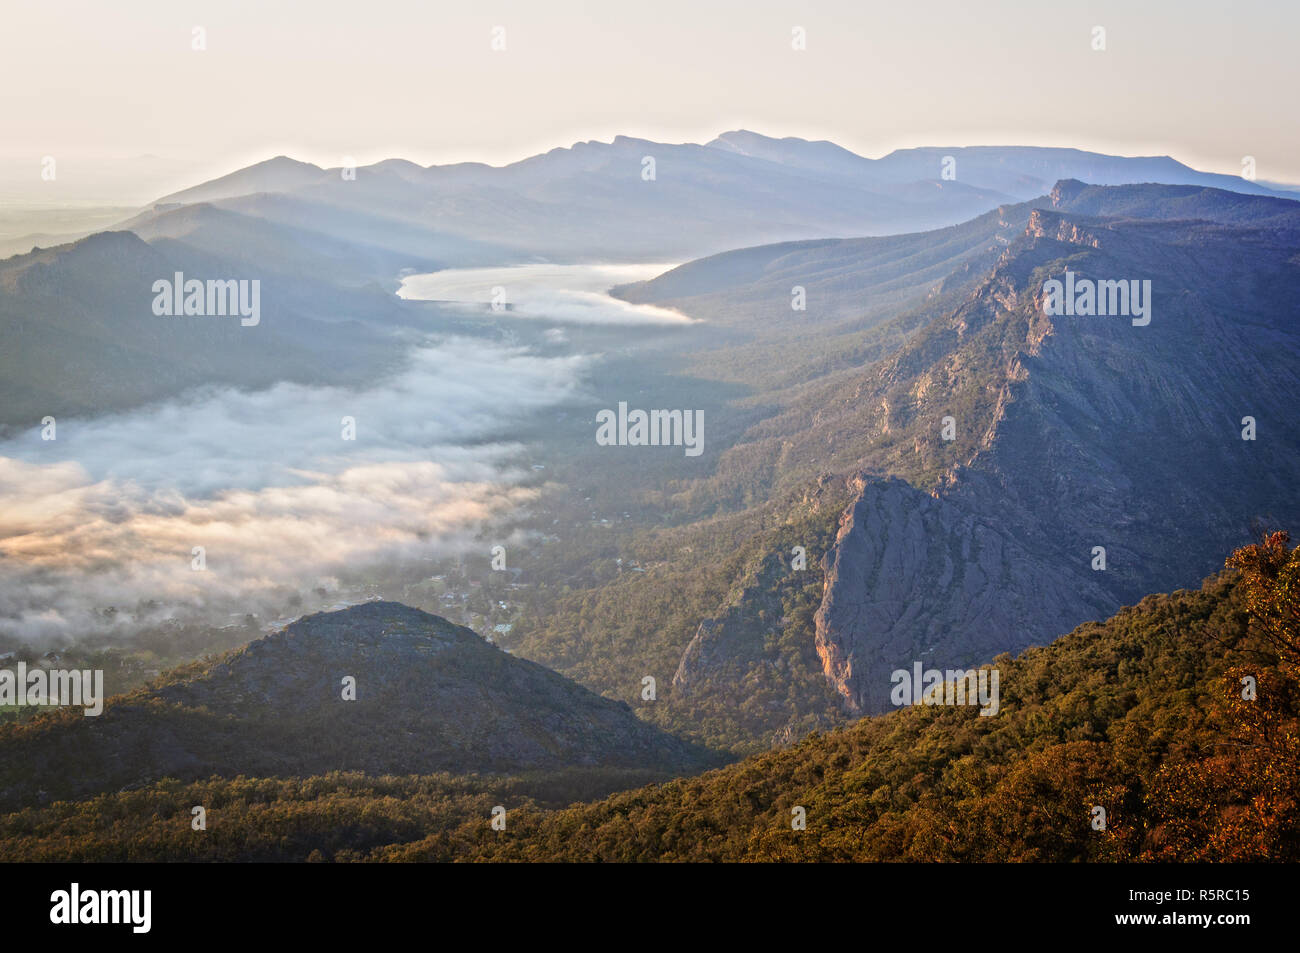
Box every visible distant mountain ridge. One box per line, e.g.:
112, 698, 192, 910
4, 132, 1285, 268
160, 132, 1284, 207
135, 132, 1283, 265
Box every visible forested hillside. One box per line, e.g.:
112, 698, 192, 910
4, 534, 1295, 862
0, 603, 714, 812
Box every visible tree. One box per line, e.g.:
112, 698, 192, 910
1144, 532, 1300, 860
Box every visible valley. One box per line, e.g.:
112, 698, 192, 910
2, 132, 1298, 863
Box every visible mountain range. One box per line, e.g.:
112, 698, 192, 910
6, 130, 1283, 263
4, 131, 1288, 435
144, 132, 1283, 261
1, 131, 1298, 861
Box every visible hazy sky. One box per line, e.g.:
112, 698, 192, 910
3, 0, 1298, 195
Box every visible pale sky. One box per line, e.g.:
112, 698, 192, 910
3, 0, 1298, 197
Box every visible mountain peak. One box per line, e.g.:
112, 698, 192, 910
710, 128, 775, 143
152, 155, 327, 206
705, 130, 874, 178
708, 129, 832, 152
272, 600, 476, 649
260, 154, 320, 170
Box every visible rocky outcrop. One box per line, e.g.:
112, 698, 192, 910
811, 186, 1300, 713
814, 476, 1114, 713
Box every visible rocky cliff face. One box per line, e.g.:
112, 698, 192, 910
813, 475, 1114, 713
812, 185, 1300, 712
